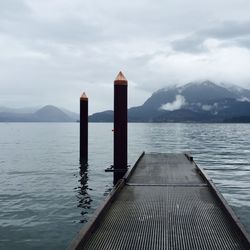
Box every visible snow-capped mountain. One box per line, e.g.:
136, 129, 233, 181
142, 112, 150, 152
90, 81, 250, 122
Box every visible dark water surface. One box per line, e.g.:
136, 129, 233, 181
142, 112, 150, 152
0, 123, 250, 249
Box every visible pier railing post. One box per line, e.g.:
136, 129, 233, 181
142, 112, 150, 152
113, 71, 128, 185
80, 92, 88, 165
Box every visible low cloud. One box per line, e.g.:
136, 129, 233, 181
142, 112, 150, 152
202, 105, 212, 111
238, 97, 250, 102
202, 102, 218, 111
171, 20, 250, 53
161, 95, 186, 111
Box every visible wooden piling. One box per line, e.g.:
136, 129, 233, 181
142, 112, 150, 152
80, 92, 88, 165
113, 71, 128, 185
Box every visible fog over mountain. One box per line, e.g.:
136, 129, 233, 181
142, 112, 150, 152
0, 106, 41, 114
90, 81, 250, 122
0, 105, 78, 122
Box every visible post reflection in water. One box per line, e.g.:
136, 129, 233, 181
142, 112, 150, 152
77, 162, 92, 223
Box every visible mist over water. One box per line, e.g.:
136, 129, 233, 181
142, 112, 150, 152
0, 123, 250, 249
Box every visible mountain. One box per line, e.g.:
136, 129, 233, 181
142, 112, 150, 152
2, 81, 250, 123
90, 110, 114, 122
0, 106, 40, 113
33, 105, 74, 122
89, 81, 250, 122
0, 105, 78, 122
60, 107, 79, 121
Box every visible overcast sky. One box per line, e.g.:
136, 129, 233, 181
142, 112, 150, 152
1, 0, 250, 114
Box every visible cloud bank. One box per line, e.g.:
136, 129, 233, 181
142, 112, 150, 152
1, 0, 250, 113
161, 95, 186, 111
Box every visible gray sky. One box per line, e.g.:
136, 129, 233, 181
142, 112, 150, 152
1, 0, 250, 114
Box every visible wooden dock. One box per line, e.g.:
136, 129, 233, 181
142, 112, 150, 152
69, 152, 250, 250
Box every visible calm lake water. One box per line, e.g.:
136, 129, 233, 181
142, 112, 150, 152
0, 123, 250, 249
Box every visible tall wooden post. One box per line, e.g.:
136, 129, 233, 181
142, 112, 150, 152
80, 92, 88, 165
113, 71, 128, 185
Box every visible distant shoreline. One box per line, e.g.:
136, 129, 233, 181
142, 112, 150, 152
1, 121, 250, 124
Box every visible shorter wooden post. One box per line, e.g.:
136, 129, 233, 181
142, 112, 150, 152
80, 92, 88, 165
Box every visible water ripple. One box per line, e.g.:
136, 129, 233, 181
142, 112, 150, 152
0, 123, 250, 250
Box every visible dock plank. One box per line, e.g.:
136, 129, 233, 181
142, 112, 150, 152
128, 153, 203, 185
